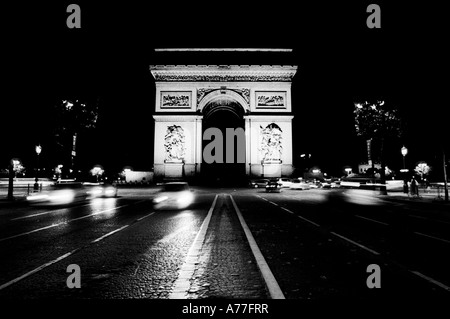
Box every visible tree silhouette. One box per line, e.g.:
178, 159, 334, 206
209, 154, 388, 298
52, 98, 100, 178
354, 100, 403, 194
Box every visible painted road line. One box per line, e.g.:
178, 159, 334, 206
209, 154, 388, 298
230, 194, 285, 299
0, 203, 133, 243
91, 225, 129, 243
269, 201, 279, 207
410, 271, 450, 292
0, 249, 80, 291
279, 206, 320, 227
257, 196, 321, 227
296, 214, 321, 228
414, 232, 450, 245
256, 195, 270, 202
137, 212, 155, 221
11, 203, 91, 221
355, 215, 390, 226
280, 207, 294, 214
0, 210, 157, 291
330, 232, 380, 256
169, 194, 219, 299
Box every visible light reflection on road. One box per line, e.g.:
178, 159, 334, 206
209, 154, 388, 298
90, 198, 119, 218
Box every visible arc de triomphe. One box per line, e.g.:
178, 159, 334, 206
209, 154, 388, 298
151, 49, 297, 183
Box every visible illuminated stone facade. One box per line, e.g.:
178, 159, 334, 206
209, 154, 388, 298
151, 62, 297, 180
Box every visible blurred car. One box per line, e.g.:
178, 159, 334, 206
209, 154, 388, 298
276, 178, 293, 188
84, 182, 118, 198
249, 179, 270, 188
26, 182, 89, 206
321, 182, 332, 189
266, 180, 281, 192
152, 182, 194, 210
289, 179, 311, 190
308, 182, 320, 189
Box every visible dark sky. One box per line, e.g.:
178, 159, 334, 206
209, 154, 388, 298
2, 1, 448, 178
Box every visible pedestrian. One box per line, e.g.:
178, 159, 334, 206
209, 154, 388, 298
410, 177, 418, 197
403, 179, 409, 195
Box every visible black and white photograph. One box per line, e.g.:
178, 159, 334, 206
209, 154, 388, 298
1, 1, 448, 316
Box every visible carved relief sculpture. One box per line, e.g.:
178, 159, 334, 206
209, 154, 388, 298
164, 125, 186, 162
161, 92, 191, 108
260, 123, 283, 163
256, 92, 286, 108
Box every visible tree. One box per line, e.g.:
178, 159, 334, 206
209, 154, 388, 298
354, 100, 403, 194
414, 162, 431, 181
90, 165, 104, 182
52, 98, 100, 178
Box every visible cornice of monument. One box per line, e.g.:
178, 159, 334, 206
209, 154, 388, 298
149, 65, 298, 82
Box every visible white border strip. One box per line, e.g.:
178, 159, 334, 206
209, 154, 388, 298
230, 195, 285, 299
169, 194, 219, 299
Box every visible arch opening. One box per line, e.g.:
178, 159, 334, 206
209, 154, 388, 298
201, 98, 246, 186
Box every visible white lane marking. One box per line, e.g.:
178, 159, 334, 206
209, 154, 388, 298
230, 194, 285, 299
256, 195, 270, 202
137, 212, 155, 221
91, 225, 129, 243
0, 203, 133, 243
414, 232, 450, 245
280, 207, 294, 214
410, 271, 450, 292
269, 201, 279, 206
0, 210, 156, 291
11, 204, 92, 221
296, 214, 321, 228
330, 232, 380, 256
355, 215, 390, 226
169, 194, 219, 299
261, 198, 321, 228
0, 248, 80, 291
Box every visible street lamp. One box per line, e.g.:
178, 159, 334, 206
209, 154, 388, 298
34, 145, 42, 190
400, 146, 409, 173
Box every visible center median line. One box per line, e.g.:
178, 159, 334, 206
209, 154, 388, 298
230, 195, 285, 299
0, 201, 146, 243
169, 194, 219, 299
0, 209, 156, 291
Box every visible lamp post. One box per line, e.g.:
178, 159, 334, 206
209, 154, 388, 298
401, 146, 408, 170
34, 145, 42, 190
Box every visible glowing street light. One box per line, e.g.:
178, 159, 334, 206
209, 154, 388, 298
34, 145, 42, 190
400, 146, 408, 173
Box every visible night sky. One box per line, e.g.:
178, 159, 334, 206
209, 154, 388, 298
2, 2, 448, 179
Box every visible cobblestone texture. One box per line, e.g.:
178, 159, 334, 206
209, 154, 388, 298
188, 195, 269, 299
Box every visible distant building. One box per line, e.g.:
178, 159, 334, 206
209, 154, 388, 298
358, 162, 381, 174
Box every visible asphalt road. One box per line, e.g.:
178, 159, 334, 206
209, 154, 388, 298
0, 186, 449, 302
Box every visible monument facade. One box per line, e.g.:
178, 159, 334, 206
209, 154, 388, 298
151, 50, 297, 182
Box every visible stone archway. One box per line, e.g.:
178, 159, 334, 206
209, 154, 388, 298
150, 62, 297, 183
201, 93, 246, 186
